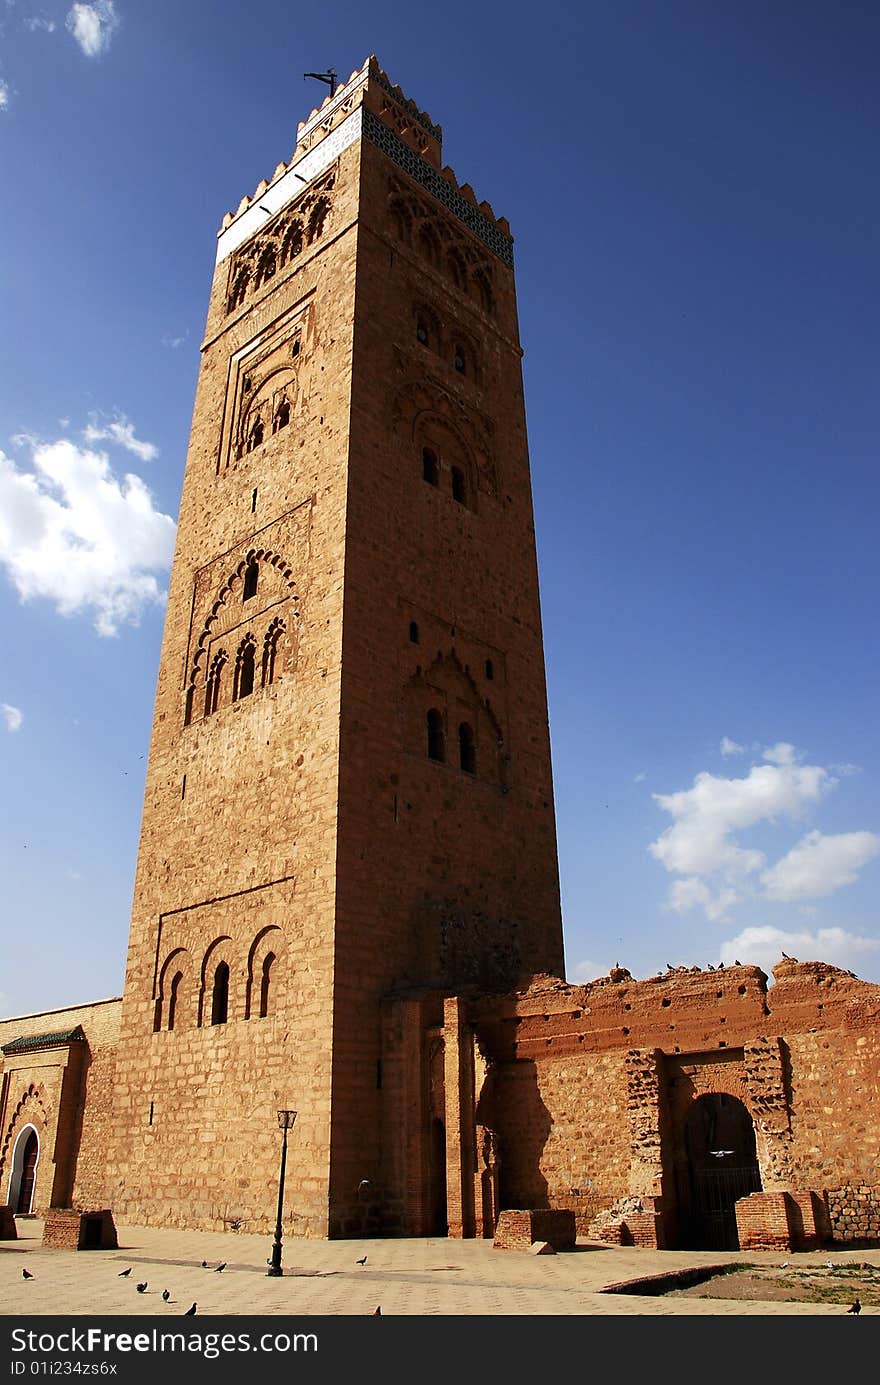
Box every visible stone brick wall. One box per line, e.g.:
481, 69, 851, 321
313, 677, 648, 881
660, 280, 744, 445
826, 1186, 880, 1243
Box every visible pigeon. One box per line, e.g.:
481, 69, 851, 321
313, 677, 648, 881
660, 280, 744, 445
136, 1282, 148, 1293
162, 1290, 171, 1302
214, 1262, 226, 1273
184, 1303, 197, 1316
201, 1261, 208, 1269
356, 1255, 367, 1266
373, 1306, 381, 1315
118, 1267, 132, 1277
825, 1260, 835, 1269
22, 1269, 34, 1280
734, 960, 742, 966
780, 1262, 790, 1269
847, 1299, 861, 1315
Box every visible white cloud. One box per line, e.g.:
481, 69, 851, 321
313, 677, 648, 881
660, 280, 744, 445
720, 736, 744, 757
161, 331, 188, 351
649, 746, 829, 883
667, 877, 739, 921
762, 741, 798, 766
0, 79, 10, 110
761, 830, 880, 902
0, 434, 175, 636
830, 763, 862, 778
83, 413, 158, 463
719, 924, 880, 977
65, 0, 118, 57
2, 703, 23, 732
633, 771, 646, 784
24, 15, 56, 31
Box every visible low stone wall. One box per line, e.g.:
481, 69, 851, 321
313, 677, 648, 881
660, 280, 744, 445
0, 1205, 17, 1239
42, 1209, 117, 1251
826, 1186, 880, 1244
493, 1209, 576, 1250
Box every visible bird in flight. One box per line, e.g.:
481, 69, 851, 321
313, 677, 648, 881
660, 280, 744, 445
184, 1303, 197, 1316
162, 1290, 171, 1302
22, 1268, 34, 1280
136, 1282, 148, 1293
847, 1299, 861, 1315
356, 1255, 367, 1266
214, 1262, 226, 1273
118, 1267, 132, 1277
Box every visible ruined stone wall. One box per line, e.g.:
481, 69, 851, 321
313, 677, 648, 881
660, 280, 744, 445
0, 999, 121, 1215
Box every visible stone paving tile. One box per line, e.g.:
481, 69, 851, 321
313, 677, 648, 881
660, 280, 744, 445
2, 1218, 877, 1317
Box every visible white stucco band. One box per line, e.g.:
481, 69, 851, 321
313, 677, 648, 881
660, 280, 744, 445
215, 109, 363, 267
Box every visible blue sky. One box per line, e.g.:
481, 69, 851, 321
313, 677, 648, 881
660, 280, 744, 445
1, 1, 879, 1018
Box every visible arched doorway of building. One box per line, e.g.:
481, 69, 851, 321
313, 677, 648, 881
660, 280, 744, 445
681, 1094, 761, 1250
9, 1125, 40, 1215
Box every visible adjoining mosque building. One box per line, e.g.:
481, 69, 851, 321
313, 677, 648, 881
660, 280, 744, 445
2, 60, 878, 1254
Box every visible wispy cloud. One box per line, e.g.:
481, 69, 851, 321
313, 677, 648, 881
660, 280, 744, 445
720, 736, 744, 757
0, 79, 10, 111
24, 14, 56, 31
83, 412, 158, 463
718, 924, 880, 977
161, 330, 189, 351
761, 830, 880, 902
66, 0, 118, 58
633, 771, 646, 784
2, 703, 23, 732
0, 432, 175, 636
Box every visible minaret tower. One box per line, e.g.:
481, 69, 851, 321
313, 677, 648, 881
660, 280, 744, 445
108, 58, 563, 1237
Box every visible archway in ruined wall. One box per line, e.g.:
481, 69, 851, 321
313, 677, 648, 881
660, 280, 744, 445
429, 1118, 448, 1236
679, 1094, 761, 1250
9, 1125, 40, 1215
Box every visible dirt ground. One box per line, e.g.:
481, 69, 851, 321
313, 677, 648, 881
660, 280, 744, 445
669, 1261, 880, 1306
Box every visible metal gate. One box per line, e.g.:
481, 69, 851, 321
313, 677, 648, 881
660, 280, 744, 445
689, 1164, 762, 1250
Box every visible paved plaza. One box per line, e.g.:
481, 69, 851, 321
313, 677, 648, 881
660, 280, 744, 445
2, 1218, 876, 1316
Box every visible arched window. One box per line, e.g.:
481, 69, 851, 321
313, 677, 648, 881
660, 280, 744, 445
259, 952, 276, 1018
451, 466, 467, 505
262, 619, 285, 687
453, 346, 466, 374
167, 971, 183, 1031
447, 251, 466, 290
485, 658, 494, 681
255, 244, 276, 286
390, 200, 412, 243
459, 722, 476, 774
427, 708, 445, 763
417, 224, 440, 266
473, 269, 494, 315
422, 448, 439, 487
233, 639, 256, 701
228, 268, 249, 312
273, 397, 290, 432
280, 222, 303, 266
211, 962, 229, 1026
307, 199, 329, 244
248, 417, 264, 452
409, 621, 420, 644
205, 651, 227, 716
243, 562, 259, 601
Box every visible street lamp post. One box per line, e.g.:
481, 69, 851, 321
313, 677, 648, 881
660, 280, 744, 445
267, 1109, 297, 1277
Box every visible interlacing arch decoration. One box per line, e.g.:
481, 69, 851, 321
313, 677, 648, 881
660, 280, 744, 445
387, 177, 497, 315
236, 363, 298, 461
0, 1084, 49, 1182
225, 170, 336, 315
184, 550, 298, 725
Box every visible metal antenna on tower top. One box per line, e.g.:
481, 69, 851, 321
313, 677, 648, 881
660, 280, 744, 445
304, 68, 338, 97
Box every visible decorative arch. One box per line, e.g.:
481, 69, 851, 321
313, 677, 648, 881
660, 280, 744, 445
236, 366, 299, 461
253, 241, 277, 289
244, 925, 288, 1019
307, 197, 331, 244
389, 197, 413, 243
261, 616, 287, 688
407, 651, 503, 783
279, 220, 304, 268
417, 222, 441, 267
232, 634, 258, 702
185, 550, 299, 723
8, 1125, 40, 1215
1, 1084, 48, 1201
154, 947, 195, 1032
414, 411, 478, 513
198, 937, 236, 1027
